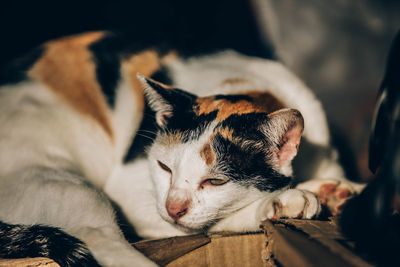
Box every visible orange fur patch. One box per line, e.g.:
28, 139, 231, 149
28, 31, 114, 138
200, 142, 214, 165
122, 50, 164, 112
195, 91, 284, 122
218, 126, 234, 141
246, 92, 285, 113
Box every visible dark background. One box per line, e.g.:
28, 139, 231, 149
1, 0, 399, 180
0, 0, 271, 64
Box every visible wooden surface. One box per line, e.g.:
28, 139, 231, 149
0, 257, 59, 267
261, 219, 374, 267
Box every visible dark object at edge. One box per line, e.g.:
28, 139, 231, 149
340, 30, 400, 266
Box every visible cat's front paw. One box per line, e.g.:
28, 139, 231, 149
259, 189, 321, 221
296, 179, 357, 216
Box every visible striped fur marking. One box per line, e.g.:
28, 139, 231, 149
28, 32, 114, 138
194, 92, 284, 122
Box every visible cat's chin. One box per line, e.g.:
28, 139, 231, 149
158, 209, 212, 232
168, 221, 204, 233
161, 216, 211, 233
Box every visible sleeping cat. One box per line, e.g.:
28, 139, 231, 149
0, 31, 361, 266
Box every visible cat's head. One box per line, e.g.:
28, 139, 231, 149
138, 74, 304, 231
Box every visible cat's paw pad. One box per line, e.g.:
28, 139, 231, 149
296, 180, 355, 216
260, 189, 321, 221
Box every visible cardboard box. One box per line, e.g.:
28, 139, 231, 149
135, 232, 266, 267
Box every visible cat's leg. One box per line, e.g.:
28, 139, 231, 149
105, 159, 188, 239
210, 189, 321, 233
293, 140, 364, 215
294, 135, 365, 216
296, 179, 365, 216
0, 167, 157, 267
257, 189, 322, 221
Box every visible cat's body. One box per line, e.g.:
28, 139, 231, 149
0, 32, 359, 266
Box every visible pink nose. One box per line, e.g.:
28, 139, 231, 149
166, 199, 191, 221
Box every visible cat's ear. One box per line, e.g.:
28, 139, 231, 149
261, 108, 304, 174
137, 73, 195, 128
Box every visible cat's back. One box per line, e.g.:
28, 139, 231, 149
0, 31, 166, 186
0, 31, 331, 185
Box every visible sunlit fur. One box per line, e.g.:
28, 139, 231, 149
0, 32, 355, 266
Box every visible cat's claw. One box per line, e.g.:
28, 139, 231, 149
296, 179, 357, 216
259, 189, 321, 221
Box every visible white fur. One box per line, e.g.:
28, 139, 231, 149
105, 159, 187, 239
0, 78, 155, 265
142, 125, 270, 232
1, 50, 352, 266
112, 78, 144, 162
0, 82, 114, 187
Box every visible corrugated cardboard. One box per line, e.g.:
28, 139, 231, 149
166, 232, 265, 267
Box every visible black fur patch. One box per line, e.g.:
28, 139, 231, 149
89, 34, 121, 108
212, 113, 291, 191
163, 110, 218, 143
0, 221, 100, 267
145, 79, 220, 141
220, 113, 267, 139
0, 46, 44, 86
212, 132, 290, 192
150, 66, 173, 86
214, 94, 252, 103
123, 104, 157, 162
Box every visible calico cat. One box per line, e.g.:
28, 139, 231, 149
0, 31, 361, 266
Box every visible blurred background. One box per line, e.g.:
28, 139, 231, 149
1, 0, 399, 181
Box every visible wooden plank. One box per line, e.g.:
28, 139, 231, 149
279, 219, 373, 267
262, 220, 357, 267
133, 233, 210, 266
0, 257, 59, 267
280, 219, 343, 239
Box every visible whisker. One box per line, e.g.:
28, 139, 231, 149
135, 133, 155, 141
137, 129, 157, 136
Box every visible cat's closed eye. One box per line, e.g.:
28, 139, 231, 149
157, 160, 172, 173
